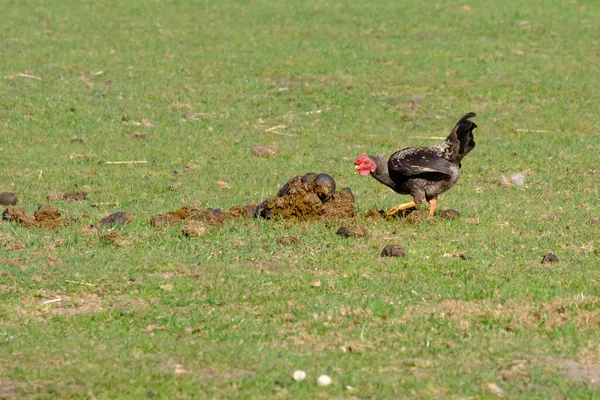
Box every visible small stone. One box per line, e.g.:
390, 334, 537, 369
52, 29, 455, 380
168, 182, 182, 191
336, 226, 368, 238
292, 370, 307, 382
0, 192, 18, 206
317, 375, 332, 387
381, 244, 406, 257
439, 209, 461, 219
541, 252, 559, 264
310, 280, 322, 288
98, 211, 133, 228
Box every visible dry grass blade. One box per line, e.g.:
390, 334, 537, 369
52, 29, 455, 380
65, 280, 94, 286
14, 73, 42, 80
516, 129, 552, 133
105, 161, 148, 164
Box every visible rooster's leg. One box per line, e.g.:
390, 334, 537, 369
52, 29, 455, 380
428, 198, 437, 218
385, 201, 420, 217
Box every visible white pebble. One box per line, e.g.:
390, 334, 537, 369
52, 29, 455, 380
511, 172, 525, 186
317, 375, 332, 387
292, 370, 306, 382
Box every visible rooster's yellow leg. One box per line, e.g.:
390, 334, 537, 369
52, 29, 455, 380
428, 198, 437, 218
385, 201, 419, 217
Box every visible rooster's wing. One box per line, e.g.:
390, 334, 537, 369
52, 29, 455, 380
388, 148, 456, 177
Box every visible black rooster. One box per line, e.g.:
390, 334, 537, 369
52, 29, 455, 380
354, 112, 477, 217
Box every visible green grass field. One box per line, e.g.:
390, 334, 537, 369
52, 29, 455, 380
2, 0, 600, 398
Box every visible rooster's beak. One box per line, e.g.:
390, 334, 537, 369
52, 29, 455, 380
354, 166, 360, 171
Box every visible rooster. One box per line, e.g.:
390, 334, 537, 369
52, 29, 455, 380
354, 112, 477, 218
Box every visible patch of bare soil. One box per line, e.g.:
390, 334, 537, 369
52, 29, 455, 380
0, 379, 23, 400
20, 292, 103, 317
47, 191, 88, 202
0, 271, 17, 293
277, 236, 300, 245
150, 204, 256, 228
0, 233, 26, 251
254, 173, 356, 221
399, 296, 600, 331
99, 231, 129, 247
2, 205, 70, 230
62, 191, 88, 202
251, 145, 278, 158
550, 358, 600, 385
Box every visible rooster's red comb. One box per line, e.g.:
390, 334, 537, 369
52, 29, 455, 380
354, 153, 367, 165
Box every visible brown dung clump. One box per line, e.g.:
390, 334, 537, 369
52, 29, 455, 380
2, 207, 35, 227
3, 205, 70, 230
254, 173, 356, 221
33, 205, 70, 230
150, 204, 256, 228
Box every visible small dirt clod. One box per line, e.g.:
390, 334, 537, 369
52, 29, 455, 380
381, 244, 406, 257
336, 226, 368, 238
439, 209, 461, 219
541, 252, 559, 264
0, 192, 18, 206
62, 191, 88, 202
168, 183, 182, 191
251, 145, 278, 158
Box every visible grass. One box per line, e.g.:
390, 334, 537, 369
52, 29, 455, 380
1, 0, 600, 398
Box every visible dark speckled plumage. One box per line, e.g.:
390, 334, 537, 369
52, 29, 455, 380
369, 112, 477, 204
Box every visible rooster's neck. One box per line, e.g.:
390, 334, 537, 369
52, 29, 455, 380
369, 155, 397, 191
